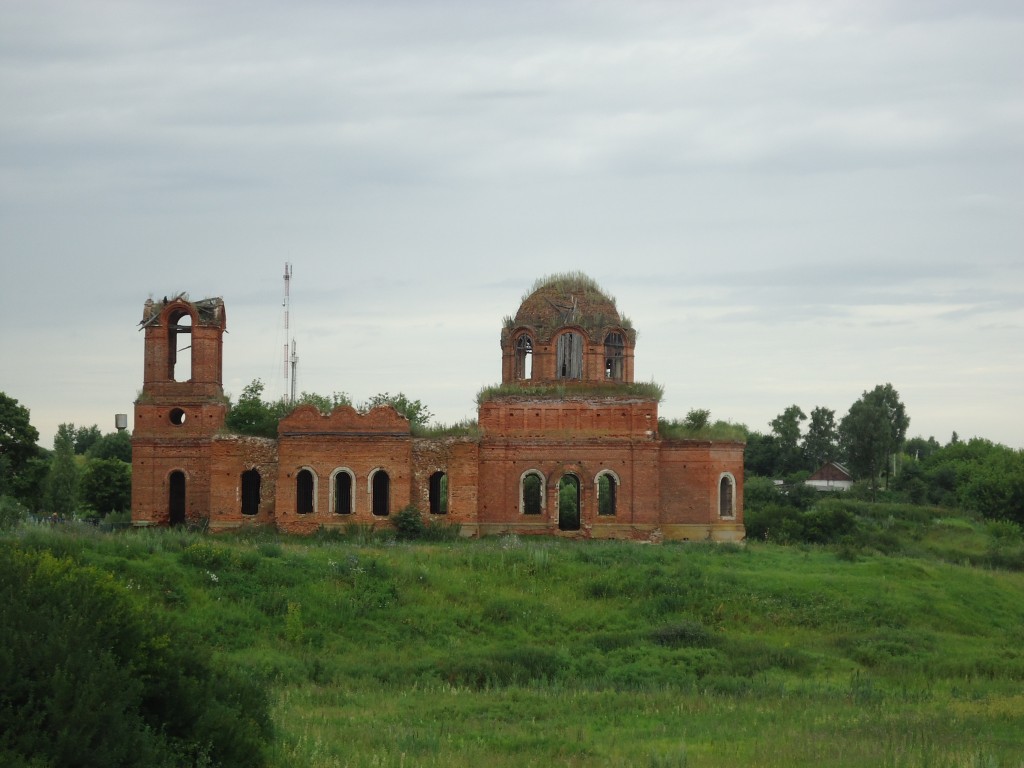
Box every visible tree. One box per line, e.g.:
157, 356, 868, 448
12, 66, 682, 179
839, 384, 909, 498
0, 392, 41, 505
744, 432, 781, 478
956, 447, 1024, 525
363, 392, 434, 429
45, 423, 79, 517
225, 379, 290, 438
770, 405, 807, 475
684, 408, 711, 432
904, 435, 941, 462
295, 390, 352, 413
87, 429, 132, 462
73, 424, 102, 454
80, 458, 132, 517
803, 406, 838, 469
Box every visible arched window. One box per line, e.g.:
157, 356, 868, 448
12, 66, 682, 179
168, 470, 186, 526
556, 331, 583, 379
371, 469, 390, 517
168, 309, 192, 382
515, 334, 533, 380
596, 470, 619, 516
429, 471, 448, 515
296, 468, 315, 514
520, 470, 545, 515
558, 474, 581, 531
332, 469, 354, 515
241, 469, 261, 515
719, 473, 736, 518
604, 332, 625, 380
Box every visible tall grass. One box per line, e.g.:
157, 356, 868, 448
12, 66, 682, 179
5, 518, 1024, 766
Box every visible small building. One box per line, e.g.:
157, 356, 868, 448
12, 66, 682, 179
805, 462, 853, 492
131, 275, 745, 541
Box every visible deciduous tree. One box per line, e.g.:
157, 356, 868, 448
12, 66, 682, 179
770, 405, 807, 475
839, 384, 909, 498
803, 406, 838, 469
0, 393, 41, 504
45, 423, 79, 517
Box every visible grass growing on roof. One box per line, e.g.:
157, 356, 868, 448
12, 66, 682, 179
476, 380, 665, 405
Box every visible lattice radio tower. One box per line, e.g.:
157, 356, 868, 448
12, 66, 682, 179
283, 262, 298, 403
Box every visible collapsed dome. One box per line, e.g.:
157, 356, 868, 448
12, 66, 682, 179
513, 273, 623, 338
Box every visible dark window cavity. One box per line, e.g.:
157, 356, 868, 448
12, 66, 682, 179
334, 471, 353, 515
372, 470, 391, 516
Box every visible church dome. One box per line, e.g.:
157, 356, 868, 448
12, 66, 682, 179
513, 273, 623, 337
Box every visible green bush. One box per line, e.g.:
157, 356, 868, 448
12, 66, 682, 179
0, 495, 26, 530
0, 543, 272, 767
393, 505, 426, 540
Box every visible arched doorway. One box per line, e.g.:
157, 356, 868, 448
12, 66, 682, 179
169, 470, 186, 526
558, 474, 580, 531
241, 469, 261, 516
296, 469, 314, 514
429, 471, 448, 515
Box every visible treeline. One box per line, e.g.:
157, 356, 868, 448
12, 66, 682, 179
741, 383, 1024, 526
0, 393, 132, 526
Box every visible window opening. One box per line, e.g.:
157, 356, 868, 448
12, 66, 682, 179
604, 332, 625, 380
168, 470, 186, 526
719, 474, 735, 517
521, 471, 543, 515
169, 311, 192, 382
597, 472, 618, 516
334, 471, 353, 515
558, 474, 581, 531
515, 335, 533, 380
371, 470, 391, 517
429, 471, 448, 514
169, 408, 187, 426
296, 469, 314, 514
556, 332, 583, 379
241, 469, 261, 515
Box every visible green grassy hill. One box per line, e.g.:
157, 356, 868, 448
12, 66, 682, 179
4, 509, 1024, 767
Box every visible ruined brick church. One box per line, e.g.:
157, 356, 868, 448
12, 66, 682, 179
131, 275, 745, 541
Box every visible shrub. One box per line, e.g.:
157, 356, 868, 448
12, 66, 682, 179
650, 620, 717, 648
0, 495, 26, 530
393, 505, 426, 540
0, 543, 272, 767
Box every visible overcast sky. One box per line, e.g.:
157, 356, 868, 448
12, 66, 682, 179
1, 0, 1022, 451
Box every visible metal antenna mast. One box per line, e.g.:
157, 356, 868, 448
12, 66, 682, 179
283, 263, 298, 403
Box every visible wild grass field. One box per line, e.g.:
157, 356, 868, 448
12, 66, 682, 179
4, 506, 1024, 767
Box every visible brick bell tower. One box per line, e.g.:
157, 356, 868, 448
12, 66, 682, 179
131, 295, 227, 526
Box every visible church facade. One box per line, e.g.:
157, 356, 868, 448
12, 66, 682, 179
131, 276, 745, 541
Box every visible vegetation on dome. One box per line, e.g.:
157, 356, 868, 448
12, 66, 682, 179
476, 380, 664, 405
521, 271, 615, 305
